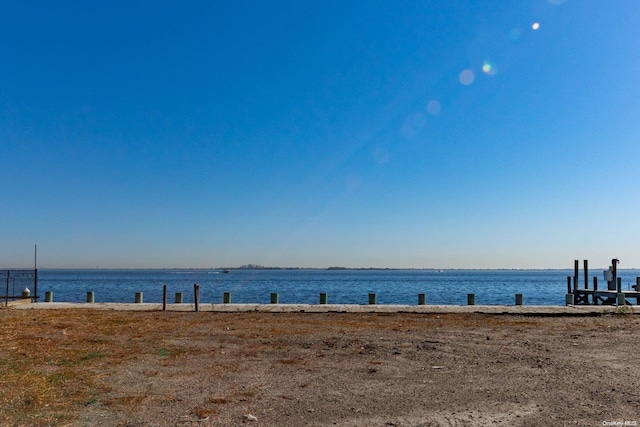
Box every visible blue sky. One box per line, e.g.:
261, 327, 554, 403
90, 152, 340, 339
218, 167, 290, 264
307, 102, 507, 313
2, 0, 639, 269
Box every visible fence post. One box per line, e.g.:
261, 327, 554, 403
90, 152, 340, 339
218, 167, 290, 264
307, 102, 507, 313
270, 292, 279, 304
45, 291, 53, 302
418, 293, 426, 305
86, 291, 95, 303
194, 284, 200, 312
135, 292, 143, 304
175, 292, 183, 304
162, 285, 167, 311
223, 292, 231, 304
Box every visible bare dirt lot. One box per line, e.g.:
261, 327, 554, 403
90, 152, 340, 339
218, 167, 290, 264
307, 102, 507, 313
1, 308, 639, 426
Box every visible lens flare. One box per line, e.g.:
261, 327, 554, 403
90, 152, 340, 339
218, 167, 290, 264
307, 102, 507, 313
532, 22, 540, 30
482, 60, 497, 75
427, 100, 441, 115
459, 69, 475, 85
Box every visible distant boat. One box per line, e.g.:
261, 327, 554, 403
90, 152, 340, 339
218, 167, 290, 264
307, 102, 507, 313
221, 269, 230, 274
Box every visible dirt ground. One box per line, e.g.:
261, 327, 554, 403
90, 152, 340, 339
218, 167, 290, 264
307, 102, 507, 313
1, 309, 639, 427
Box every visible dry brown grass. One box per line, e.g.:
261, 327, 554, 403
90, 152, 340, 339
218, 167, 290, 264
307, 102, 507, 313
0, 310, 492, 425
1, 309, 638, 426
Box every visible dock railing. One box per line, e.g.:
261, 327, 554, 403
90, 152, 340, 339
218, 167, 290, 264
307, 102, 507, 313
2, 269, 38, 306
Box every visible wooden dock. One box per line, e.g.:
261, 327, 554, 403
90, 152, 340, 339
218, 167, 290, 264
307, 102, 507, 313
572, 289, 640, 305
568, 259, 640, 306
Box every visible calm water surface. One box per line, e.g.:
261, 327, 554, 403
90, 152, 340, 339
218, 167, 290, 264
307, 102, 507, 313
36, 269, 640, 306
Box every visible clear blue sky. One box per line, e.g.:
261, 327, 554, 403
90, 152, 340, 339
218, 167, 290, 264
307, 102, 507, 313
2, 0, 639, 269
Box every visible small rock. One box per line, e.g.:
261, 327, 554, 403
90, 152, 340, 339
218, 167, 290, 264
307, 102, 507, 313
243, 414, 258, 422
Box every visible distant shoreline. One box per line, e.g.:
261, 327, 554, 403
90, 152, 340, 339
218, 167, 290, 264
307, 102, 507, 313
26, 267, 640, 271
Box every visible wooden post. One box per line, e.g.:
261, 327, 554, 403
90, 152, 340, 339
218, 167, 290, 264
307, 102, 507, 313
270, 292, 279, 304
45, 291, 53, 302
467, 293, 475, 305
617, 277, 622, 293
611, 258, 619, 290
574, 260, 579, 291
86, 291, 95, 303
4, 270, 8, 307
194, 284, 200, 312
593, 276, 598, 291
565, 293, 574, 305
135, 292, 143, 303
368, 293, 377, 305
584, 260, 589, 289
418, 293, 426, 305
617, 293, 626, 306
319, 293, 328, 304
223, 292, 231, 304
162, 285, 167, 311
175, 292, 183, 304
515, 294, 523, 306
635, 277, 640, 291
567, 276, 572, 294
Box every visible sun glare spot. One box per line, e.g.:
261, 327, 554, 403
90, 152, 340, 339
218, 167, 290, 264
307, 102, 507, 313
427, 100, 441, 115
459, 69, 475, 86
481, 60, 497, 75
532, 22, 540, 30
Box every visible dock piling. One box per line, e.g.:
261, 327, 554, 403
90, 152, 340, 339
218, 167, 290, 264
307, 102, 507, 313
515, 294, 523, 306
368, 293, 377, 305
584, 260, 589, 289
467, 293, 475, 305
418, 293, 426, 305
87, 291, 95, 303
134, 292, 143, 304
44, 291, 52, 302
319, 293, 328, 304
223, 292, 231, 304
270, 292, 279, 304
175, 292, 183, 304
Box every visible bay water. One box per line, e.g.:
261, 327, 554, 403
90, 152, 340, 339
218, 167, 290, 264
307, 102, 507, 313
36, 269, 640, 306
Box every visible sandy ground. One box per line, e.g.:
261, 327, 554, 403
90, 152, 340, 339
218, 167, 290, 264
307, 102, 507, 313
1, 307, 639, 426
